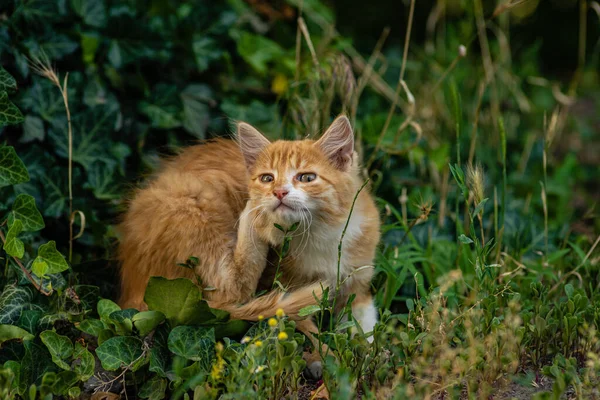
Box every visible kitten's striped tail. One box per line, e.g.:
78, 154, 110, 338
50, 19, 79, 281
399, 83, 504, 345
208, 283, 325, 321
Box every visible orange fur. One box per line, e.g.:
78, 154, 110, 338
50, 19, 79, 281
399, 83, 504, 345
118, 115, 380, 334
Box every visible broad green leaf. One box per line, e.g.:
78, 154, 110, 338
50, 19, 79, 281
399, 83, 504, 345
97, 299, 121, 320
31, 241, 69, 277
73, 342, 94, 381
149, 325, 170, 378
3, 219, 24, 258
16, 310, 42, 334
71, 0, 107, 27
95, 336, 143, 371
77, 318, 105, 337
144, 277, 216, 327
52, 370, 79, 395
138, 375, 167, 400
0, 92, 24, 127
236, 32, 284, 75
40, 330, 73, 370
83, 162, 121, 200
0, 146, 30, 188
298, 305, 321, 317
181, 84, 211, 138
213, 319, 251, 340
21, 115, 45, 143
0, 67, 17, 92
108, 309, 138, 335
167, 326, 215, 371
132, 311, 165, 337
11, 194, 45, 232
0, 324, 34, 345
0, 285, 33, 324
192, 36, 221, 72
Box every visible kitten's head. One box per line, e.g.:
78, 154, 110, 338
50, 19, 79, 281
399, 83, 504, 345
237, 115, 360, 233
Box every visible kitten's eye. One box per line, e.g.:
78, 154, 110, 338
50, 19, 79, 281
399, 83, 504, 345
296, 173, 317, 183
260, 174, 274, 183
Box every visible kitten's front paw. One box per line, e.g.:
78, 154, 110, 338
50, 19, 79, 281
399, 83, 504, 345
302, 351, 323, 380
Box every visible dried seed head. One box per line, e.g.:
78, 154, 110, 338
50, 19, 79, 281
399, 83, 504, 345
466, 164, 485, 205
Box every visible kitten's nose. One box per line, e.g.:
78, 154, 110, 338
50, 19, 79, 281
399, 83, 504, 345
273, 189, 289, 200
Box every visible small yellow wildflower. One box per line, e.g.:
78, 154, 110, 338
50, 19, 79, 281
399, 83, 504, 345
254, 365, 266, 373
275, 308, 285, 318
241, 336, 251, 344
268, 317, 277, 327
271, 74, 288, 95
254, 340, 263, 347
258, 315, 264, 321
215, 342, 224, 352
277, 331, 288, 341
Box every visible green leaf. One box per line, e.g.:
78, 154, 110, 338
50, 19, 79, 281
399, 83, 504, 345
0, 92, 24, 127
39, 330, 73, 370
564, 284, 574, 299
192, 36, 221, 73
236, 32, 284, 75
108, 309, 138, 335
21, 115, 45, 143
11, 194, 45, 232
473, 198, 489, 217
213, 320, 251, 340
144, 277, 216, 327
73, 342, 94, 381
0, 285, 33, 324
98, 299, 121, 320
298, 305, 321, 317
167, 326, 215, 371
0, 324, 34, 345
149, 325, 170, 378
31, 241, 69, 277
181, 84, 211, 139
3, 219, 24, 258
16, 310, 42, 334
0, 146, 30, 188
0, 66, 17, 93
336, 320, 356, 332
77, 318, 105, 337
132, 311, 165, 337
458, 234, 474, 244
95, 336, 143, 371
138, 375, 167, 400
71, 0, 107, 27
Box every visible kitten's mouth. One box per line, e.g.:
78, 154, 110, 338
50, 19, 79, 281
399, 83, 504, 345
274, 202, 295, 212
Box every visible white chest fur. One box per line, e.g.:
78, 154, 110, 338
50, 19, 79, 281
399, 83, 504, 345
287, 210, 364, 286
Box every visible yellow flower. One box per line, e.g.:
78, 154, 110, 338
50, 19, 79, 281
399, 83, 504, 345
258, 315, 264, 321
241, 336, 251, 344
254, 340, 263, 347
268, 318, 277, 327
277, 331, 288, 341
271, 74, 288, 95
254, 365, 266, 373
215, 342, 224, 352
275, 308, 285, 318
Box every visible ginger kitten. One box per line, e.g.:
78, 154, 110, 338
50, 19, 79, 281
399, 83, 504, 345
118, 115, 380, 341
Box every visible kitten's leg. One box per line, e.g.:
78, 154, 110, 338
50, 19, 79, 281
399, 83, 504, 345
296, 319, 329, 379
350, 293, 378, 343
228, 203, 270, 302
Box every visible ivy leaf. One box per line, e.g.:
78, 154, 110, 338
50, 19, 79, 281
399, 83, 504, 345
71, 0, 107, 28
0, 66, 17, 93
236, 32, 284, 75
95, 336, 143, 371
144, 277, 216, 327
77, 318, 105, 337
73, 342, 95, 381
3, 219, 25, 259
0, 285, 32, 324
0, 146, 30, 188
149, 325, 170, 378
21, 115, 45, 143
132, 311, 165, 337
10, 194, 45, 232
192, 36, 221, 73
108, 309, 138, 336
31, 241, 69, 277
0, 324, 34, 346
97, 299, 121, 321
40, 330, 74, 370
17, 310, 43, 334
0, 91, 24, 127
138, 376, 167, 400
167, 326, 215, 372
181, 84, 212, 139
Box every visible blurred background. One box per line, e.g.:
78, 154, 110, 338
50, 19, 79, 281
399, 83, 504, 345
0, 0, 598, 303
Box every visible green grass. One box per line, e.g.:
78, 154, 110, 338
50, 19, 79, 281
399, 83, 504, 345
0, 1, 599, 399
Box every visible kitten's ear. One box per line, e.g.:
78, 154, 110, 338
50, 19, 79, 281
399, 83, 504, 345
315, 115, 354, 171
237, 122, 271, 169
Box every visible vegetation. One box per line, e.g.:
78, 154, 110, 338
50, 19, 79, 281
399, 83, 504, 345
0, 0, 599, 398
